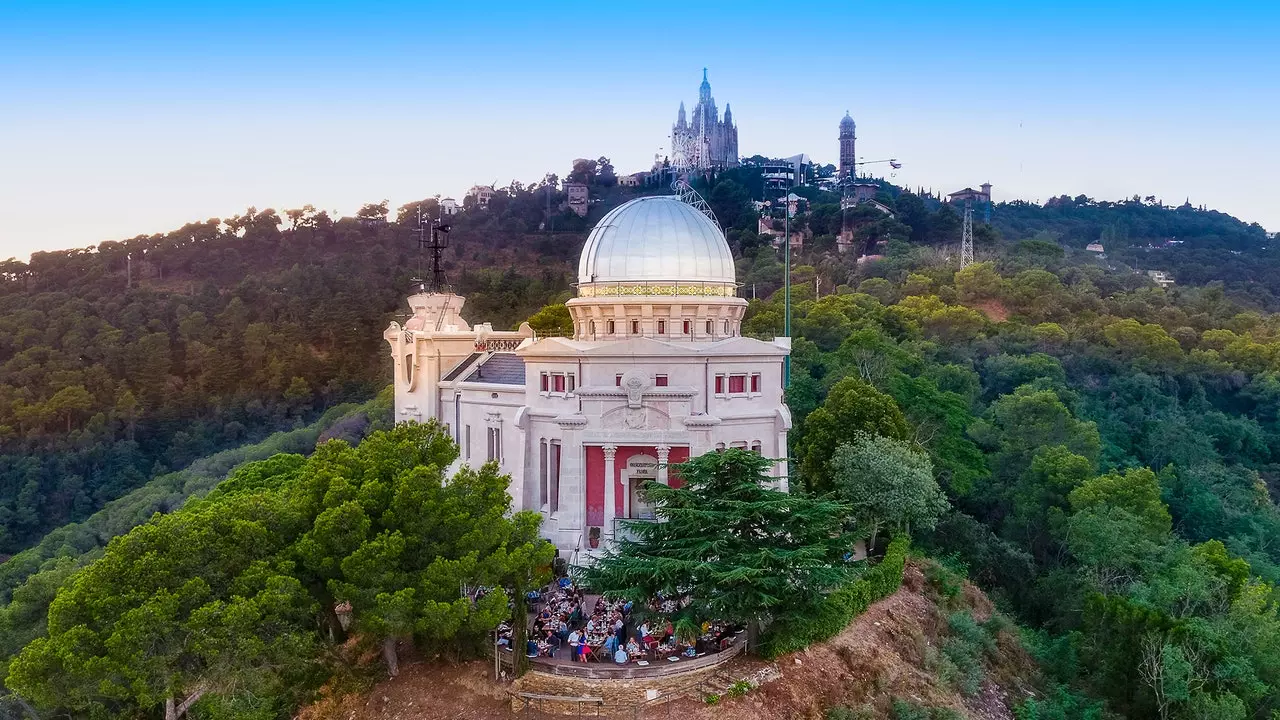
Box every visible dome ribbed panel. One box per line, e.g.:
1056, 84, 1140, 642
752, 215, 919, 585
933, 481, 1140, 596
577, 196, 735, 285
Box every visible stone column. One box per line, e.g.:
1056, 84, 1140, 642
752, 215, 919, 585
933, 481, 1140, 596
602, 444, 618, 537
656, 444, 671, 486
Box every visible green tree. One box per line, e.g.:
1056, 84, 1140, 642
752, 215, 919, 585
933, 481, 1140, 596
525, 303, 573, 336
293, 422, 553, 676
578, 449, 858, 633
829, 432, 949, 546
799, 377, 910, 493
44, 384, 93, 432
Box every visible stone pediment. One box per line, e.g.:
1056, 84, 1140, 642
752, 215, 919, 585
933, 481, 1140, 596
600, 405, 671, 431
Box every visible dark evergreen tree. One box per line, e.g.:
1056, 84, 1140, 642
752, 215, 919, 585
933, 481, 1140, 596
577, 449, 857, 632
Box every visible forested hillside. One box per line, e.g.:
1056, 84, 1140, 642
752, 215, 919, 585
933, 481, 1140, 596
0, 179, 604, 555
2, 161, 1278, 718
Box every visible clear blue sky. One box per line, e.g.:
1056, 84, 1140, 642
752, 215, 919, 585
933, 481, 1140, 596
2, 0, 1277, 258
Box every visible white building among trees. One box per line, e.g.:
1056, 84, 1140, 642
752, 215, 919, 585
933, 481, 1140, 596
385, 194, 790, 561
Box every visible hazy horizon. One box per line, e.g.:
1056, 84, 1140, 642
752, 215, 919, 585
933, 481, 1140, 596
2, 0, 1277, 261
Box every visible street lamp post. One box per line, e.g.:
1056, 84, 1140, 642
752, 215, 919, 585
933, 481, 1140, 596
783, 194, 792, 389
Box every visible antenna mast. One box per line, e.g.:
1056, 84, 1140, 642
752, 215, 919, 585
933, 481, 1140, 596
410, 206, 452, 293
960, 198, 974, 269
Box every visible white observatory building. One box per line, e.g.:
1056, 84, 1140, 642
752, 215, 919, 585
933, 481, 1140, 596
385, 194, 791, 560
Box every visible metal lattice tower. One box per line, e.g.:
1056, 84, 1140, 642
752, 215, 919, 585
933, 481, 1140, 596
960, 198, 975, 268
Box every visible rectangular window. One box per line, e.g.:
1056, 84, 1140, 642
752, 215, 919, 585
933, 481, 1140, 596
657, 320, 666, 334
730, 441, 748, 450
714, 375, 724, 394
567, 374, 575, 393
750, 373, 760, 393
607, 320, 615, 334
750, 441, 763, 454
540, 372, 548, 392
729, 375, 746, 394
683, 320, 691, 335
655, 374, 668, 387
549, 441, 562, 514
539, 440, 548, 508
465, 425, 471, 460
631, 320, 640, 334
616, 374, 623, 387
487, 427, 501, 462
553, 374, 565, 392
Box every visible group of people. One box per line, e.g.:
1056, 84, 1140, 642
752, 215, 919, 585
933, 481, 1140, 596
513, 578, 740, 665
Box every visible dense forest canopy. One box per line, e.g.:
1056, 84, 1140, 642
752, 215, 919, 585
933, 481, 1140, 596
2, 159, 1279, 718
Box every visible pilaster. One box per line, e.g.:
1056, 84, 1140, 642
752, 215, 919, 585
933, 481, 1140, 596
602, 444, 617, 537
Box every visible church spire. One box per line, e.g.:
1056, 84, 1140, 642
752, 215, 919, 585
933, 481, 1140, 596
724, 102, 733, 125
676, 101, 687, 128
699, 68, 711, 102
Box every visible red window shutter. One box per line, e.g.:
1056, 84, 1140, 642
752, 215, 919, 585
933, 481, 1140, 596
750, 374, 760, 393
553, 374, 565, 392
714, 376, 723, 394
729, 375, 745, 394
655, 375, 668, 387
540, 373, 548, 391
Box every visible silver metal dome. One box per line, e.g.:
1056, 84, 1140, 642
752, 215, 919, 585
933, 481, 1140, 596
577, 196, 736, 285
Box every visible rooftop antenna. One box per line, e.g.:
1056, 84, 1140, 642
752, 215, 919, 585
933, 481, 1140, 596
410, 205, 452, 293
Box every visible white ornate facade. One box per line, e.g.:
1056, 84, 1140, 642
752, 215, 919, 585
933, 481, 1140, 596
671, 69, 739, 171
385, 195, 790, 563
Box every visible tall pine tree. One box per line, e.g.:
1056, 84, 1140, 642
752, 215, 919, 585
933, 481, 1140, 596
578, 449, 857, 633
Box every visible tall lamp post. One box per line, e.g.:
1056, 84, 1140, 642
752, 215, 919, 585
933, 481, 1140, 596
782, 192, 794, 388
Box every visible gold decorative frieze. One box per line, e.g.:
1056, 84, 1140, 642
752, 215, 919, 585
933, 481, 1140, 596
577, 282, 738, 298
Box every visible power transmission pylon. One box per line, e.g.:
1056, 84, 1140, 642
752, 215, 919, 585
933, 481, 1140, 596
960, 198, 974, 269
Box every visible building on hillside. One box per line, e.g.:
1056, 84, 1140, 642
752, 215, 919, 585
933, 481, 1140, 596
670, 69, 739, 171
1085, 243, 1105, 253
440, 197, 459, 215
851, 182, 879, 203
947, 184, 992, 205
385, 194, 791, 561
1147, 270, 1175, 288
467, 185, 495, 209
564, 182, 589, 217
838, 112, 857, 178
617, 172, 645, 187
751, 154, 813, 192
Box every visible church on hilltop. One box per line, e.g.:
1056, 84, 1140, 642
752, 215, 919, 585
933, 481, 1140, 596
384, 194, 790, 562
670, 69, 739, 170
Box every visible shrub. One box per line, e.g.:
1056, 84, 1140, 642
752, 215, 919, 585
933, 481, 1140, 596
726, 680, 753, 697
762, 535, 910, 656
